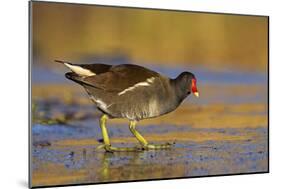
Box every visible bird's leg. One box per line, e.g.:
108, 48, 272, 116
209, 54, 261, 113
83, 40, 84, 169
99, 114, 110, 147
129, 120, 172, 150
97, 114, 140, 152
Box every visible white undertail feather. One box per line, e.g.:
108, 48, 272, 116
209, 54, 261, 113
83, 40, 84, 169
64, 63, 96, 76
118, 77, 155, 96
89, 95, 112, 113
96, 99, 109, 111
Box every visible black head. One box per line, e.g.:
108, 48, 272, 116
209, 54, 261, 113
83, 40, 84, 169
174, 72, 199, 99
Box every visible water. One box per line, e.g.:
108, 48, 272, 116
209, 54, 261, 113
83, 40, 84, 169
31, 62, 268, 187
32, 120, 268, 187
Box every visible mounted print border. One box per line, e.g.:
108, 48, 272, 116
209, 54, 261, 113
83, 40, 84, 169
29, 1, 269, 188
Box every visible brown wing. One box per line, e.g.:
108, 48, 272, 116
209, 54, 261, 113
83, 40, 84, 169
79, 64, 112, 75
75, 64, 161, 92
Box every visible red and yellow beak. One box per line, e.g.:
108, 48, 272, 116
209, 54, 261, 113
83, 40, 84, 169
194, 91, 199, 97
191, 79, 199, 98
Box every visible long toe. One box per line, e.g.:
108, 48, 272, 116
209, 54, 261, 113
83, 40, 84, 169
142, 142, 173, 150
98, 144, 142, 152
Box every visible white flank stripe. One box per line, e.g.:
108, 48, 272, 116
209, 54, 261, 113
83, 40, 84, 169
64, 63, 96, 76
147, 77, 155, 83
96, 99, 108, 110
118, 77, 155, 96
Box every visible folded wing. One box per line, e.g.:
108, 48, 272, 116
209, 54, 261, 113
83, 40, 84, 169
66, 64, 160, 94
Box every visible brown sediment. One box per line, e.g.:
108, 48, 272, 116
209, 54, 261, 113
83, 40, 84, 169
32, 160, 88, 187
53, 130, 256, 148
54, 138, 100, 147
32, 84, 91, 105
110, 103, 267, 128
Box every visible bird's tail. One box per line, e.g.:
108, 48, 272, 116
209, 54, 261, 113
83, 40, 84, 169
65, 72, 83, 83
55, 59, 73, 65
55, 59, 96, 76
65, 72, 103, 89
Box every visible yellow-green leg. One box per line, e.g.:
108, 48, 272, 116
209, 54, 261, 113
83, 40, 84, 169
129, 120, 172, 150
97, 114, 140, 152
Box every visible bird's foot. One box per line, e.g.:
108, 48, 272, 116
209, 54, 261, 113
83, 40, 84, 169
96, 144, 141, 152
140, 142, 174, 150
96, 142, 174, 152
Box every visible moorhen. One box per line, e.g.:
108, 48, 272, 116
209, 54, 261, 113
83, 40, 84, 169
56, 60, 199, 152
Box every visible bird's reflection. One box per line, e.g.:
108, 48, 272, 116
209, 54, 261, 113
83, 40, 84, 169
94, 146, 187, 182
97, 150, 145, 181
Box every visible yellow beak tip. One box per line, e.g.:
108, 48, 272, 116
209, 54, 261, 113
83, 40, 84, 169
194, 92, 199, 98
